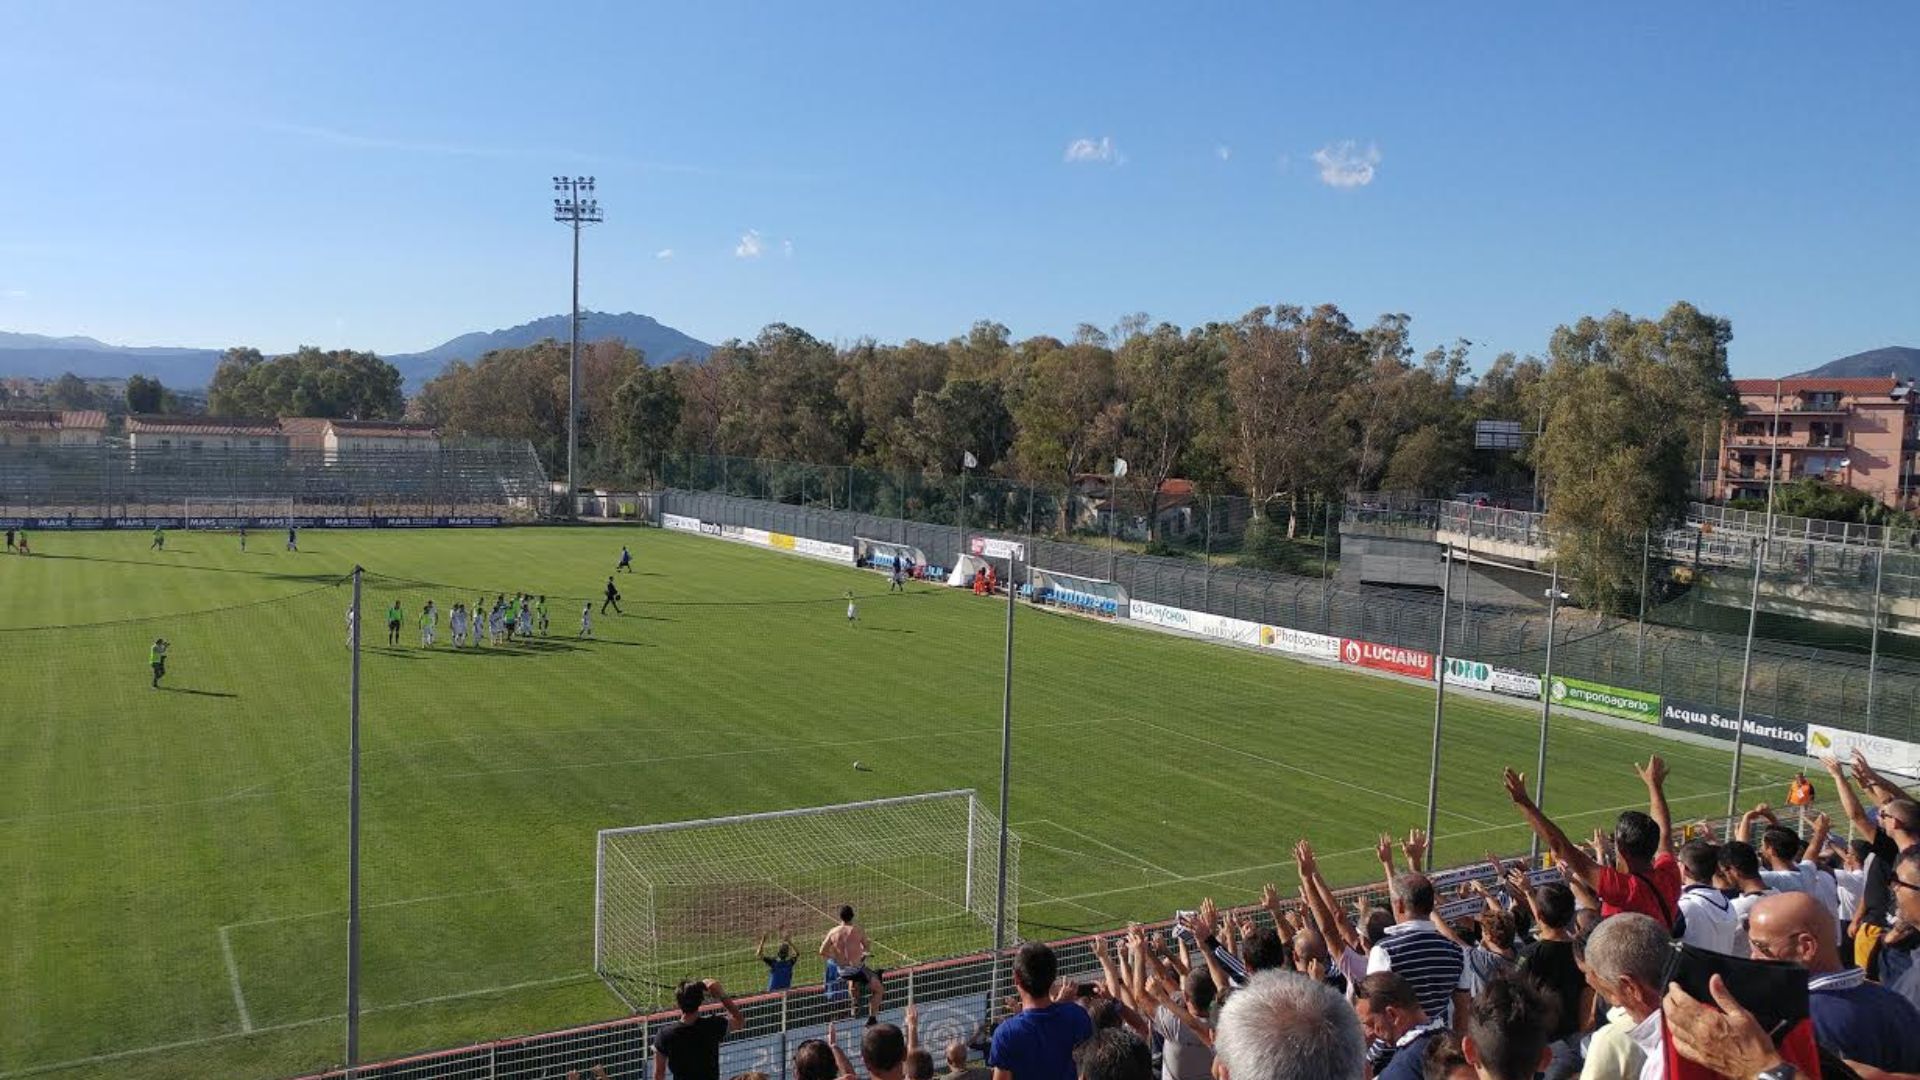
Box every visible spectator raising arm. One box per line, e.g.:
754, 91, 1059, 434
1853, 748, 1913, 806
1401, 829, 1428, 874
1502, 768, 1601, 887
1295, 840, 1364, 956
1634, 755, 1674, 853
1824, 754, 1879, 840
706, 979, 744, 1032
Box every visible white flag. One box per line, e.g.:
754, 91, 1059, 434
1112, 457, 1129, 479
962, 450, 978, 469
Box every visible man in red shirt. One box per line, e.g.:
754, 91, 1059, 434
1502, 755, 1683, 932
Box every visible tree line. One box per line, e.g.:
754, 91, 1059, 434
409, 300, 1736, 608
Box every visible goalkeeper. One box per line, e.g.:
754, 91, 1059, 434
820, 905, 885, 1024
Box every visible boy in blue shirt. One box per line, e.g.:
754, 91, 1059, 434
758, 929, 798, 992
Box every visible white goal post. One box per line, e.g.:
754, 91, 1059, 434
594, 789, 1017, 1010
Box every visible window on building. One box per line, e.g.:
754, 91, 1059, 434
1737, 421, 1765, 436
189, 440, 203, 453
1807, 392, 1840, 410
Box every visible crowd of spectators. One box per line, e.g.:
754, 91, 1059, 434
654, 749, 1920, 1080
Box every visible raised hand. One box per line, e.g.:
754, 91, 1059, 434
1402, 828, 1428, 867
1502, 767, 1532, 805
1635, 755, 1668, 788
1375, 832, 1395, 865
1262, 882, 1282, 911
1294, 839, 1318, 877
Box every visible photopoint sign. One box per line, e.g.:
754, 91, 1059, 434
1660, 699, 1805, 756
1261, 625, 1341, 662
1340, 638, 1435, 680
1549, 677, 1659, 723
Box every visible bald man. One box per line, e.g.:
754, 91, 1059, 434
1746, 891, 1920, 1073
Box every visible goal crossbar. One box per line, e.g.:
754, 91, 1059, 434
595, 788, 979, 841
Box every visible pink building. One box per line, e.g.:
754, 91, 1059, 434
1721, 377, 1919, 508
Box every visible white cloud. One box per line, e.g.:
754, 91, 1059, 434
1310, 141, 1381, 188
734, 230, 763, 259
1, 288, 26, 300
655, 248, 675, 260
1064, 136, 1120, 164
1216, 145, 1232, 162
782, 238, 794, 259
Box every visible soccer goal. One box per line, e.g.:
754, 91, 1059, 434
594, 790, 1018, 1009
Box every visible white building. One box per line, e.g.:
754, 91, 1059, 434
0, 409, 108, 447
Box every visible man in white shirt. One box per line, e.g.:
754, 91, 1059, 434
1675, 839, 1740, 956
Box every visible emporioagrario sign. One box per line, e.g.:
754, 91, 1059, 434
1660, 699, 1805, 755
1548, 676, 1659, 722
1340, 638, 1435, 679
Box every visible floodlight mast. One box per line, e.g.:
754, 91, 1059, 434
552, 176, 602, 518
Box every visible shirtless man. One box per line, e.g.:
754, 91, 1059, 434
820, 904, 885, 1023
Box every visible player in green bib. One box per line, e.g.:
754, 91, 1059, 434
149, 638, 169, 688
386, 600, 403, 646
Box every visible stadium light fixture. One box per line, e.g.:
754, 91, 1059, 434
552, 175, 604, 517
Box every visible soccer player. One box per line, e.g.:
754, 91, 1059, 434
536, 595, 550, 636
345, 605, 357, 649
238, 526, 247, 552
846, 590, 858, 627
518, 596, 532, 638
474, 595, 488, 645
602, 577, 622, 615
489, 599, 505, 644
890, 562, 905, 593
579, 602, 593, 638
449, 603, 467, 648
820, 906, 884, 1022
503, 594, 518, 642
618, 545, 633, 573
4, 528, 12, 551
149, 638, 169, 688
286, 525, 298, 552
14, 531, 26, 556
150, 525, 165, 551
386, 599, 403, 646
420, 600, 437, 647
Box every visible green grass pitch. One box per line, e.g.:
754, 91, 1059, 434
0, 526, 1798, 1079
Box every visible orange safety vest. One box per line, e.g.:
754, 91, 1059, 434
1788, 777, 1815, 807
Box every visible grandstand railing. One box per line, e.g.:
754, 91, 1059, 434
290, 840, 1592, 1080
0, 439, 548, 519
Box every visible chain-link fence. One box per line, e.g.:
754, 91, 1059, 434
659, 479, 1920, 744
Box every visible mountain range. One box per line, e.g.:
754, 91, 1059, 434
0, 311, 713, 390
1791, 346, 1920, 381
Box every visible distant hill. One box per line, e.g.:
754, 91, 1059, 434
1792, 346, 1920, 380
0, 332, 224, 385
0, 312, 712, 391
384, 311, 711, 389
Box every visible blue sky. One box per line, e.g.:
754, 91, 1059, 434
0, 3, 1913, 376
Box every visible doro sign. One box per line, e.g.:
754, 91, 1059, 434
1443, 658, 1493, 691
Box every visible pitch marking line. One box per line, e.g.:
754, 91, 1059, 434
216, 925, 254, 1033
1129, 717, 1501, 828
1026, 819, 1181, 879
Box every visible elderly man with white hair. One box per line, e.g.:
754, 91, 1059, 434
1210, 971, 1364, 1080
1579, 913, 1671, 1080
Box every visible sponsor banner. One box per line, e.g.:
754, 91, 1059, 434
1806, 724, 1920, 778
769, 531, 796, 550
1492, 669, 1544, 700
794, 537, 855, 562
699, 521, 722, 536
1340, 638, 1436, 680
740, 527, 771, 546
720, 523, 745, 539
969, 536, 1026, 561
1660, 699, 1806, 756
1259, 625, 1342, 662
1442, 657, 1543, 700
1443, 657, 1495, 692
1128, 600, 1192, 631
662, 512, 703, 533
1548, 677, 1659, 723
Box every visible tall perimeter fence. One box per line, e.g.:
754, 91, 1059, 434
656, 453, 1920, 748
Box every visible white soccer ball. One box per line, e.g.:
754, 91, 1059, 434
852, 761, 863, 770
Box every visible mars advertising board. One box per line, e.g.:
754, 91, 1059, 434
1339, 638, 1435, 679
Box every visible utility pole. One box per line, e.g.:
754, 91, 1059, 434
553, 176, 602, 518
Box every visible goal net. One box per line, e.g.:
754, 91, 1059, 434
594, 790, 1017, 1009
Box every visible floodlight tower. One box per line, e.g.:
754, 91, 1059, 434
553, 176, 603, 517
